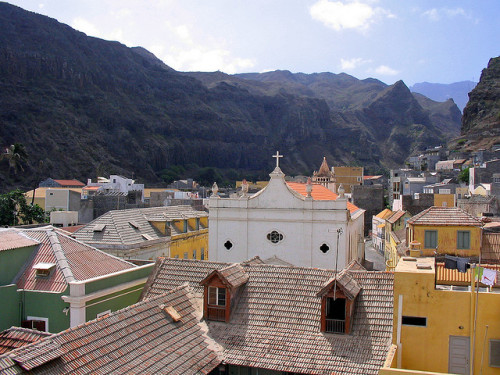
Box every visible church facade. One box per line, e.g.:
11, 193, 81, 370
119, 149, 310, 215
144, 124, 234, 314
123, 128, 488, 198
209, 154, 365, 269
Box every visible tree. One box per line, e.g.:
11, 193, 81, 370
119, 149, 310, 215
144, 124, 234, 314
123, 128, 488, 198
0, 190, 45, 226
0, 143, 28, 175
458, 167, 470, 184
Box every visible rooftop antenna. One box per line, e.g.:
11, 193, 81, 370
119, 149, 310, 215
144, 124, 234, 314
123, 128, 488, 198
333, 227, 343, 299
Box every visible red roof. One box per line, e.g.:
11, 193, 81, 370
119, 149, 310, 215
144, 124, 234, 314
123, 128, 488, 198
82, 186, 101, 191
17, 229, 136, 292
286, 182, 360, 213
54, 179, 85, 187
0, 327, 52, 355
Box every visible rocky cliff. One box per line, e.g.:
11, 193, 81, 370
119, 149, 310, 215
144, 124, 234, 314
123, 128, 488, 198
457, 57, 500, 150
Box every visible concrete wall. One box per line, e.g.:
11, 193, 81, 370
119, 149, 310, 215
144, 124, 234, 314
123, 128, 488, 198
352, 185, 385, 236
393, 258, 500, 374
0, 284, 20, 331
401, 194, 434, 216
409, 224, 481, 256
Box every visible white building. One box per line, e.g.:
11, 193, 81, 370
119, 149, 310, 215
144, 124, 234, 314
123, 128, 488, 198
209, 153, 365, 269
86, 175, 144, 202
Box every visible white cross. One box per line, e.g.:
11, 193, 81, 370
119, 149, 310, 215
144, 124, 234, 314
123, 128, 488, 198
273, 151, 283, 168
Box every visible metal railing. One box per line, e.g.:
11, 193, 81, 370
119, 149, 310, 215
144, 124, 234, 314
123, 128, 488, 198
207, 306, 226, 321
325, 319, 345, 333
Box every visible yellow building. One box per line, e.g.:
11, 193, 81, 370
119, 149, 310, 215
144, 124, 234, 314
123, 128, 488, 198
406, 206, 483, 257
331, 166, 363, 194
381, 257, 500, 375
434, 193, 456, 208
73, 206, 208, 261
384, 210, 411, 271
168, 216, 209, 260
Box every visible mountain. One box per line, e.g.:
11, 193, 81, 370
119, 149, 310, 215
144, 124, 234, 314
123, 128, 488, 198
0, 2, 461, 192
452, 57, 500, 151
410, 81, 477, 112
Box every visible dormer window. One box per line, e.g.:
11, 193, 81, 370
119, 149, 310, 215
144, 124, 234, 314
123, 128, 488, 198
33, 263, 56, 278
317, 270, 361, 335
200, 264, 248, 323
207, 286, 227, 321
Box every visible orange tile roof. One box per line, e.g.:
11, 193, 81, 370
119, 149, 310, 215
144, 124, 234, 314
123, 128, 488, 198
0, 230, 39, 252
53, 179, 85, 187
375, 208, 393, 219
286, 182, 360, 213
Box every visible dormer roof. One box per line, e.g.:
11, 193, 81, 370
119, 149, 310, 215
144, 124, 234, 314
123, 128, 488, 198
317, 270, 362, 300
200, 263, 248, 289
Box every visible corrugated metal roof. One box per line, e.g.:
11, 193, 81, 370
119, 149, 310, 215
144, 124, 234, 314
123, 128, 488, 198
16, 228, 136, 292
0, 230, 39, 252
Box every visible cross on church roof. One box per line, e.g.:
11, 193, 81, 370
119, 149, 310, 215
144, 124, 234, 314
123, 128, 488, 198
273, 151, 283, 168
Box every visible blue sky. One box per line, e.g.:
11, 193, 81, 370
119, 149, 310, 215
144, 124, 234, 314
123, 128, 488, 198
8, 0, 500, 85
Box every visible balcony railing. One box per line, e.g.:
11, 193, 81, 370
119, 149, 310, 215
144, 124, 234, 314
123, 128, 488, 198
325, 319, 345, 333
207, 306, 226, 321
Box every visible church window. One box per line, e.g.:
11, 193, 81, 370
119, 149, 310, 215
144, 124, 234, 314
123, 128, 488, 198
267, 230, 283, 244
224, 240, 233, 250
320, 243, 330, 253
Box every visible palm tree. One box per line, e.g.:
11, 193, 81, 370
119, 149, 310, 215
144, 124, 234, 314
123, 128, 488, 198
1, 143, 28, 175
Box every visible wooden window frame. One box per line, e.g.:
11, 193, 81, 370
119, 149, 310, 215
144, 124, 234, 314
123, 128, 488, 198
457, 230, 470, 250
424, 230, 438, 249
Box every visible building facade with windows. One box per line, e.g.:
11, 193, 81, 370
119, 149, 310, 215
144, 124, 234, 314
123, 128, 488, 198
209, 160, 365, 270
73, 206, 208, 261
0, 228, 153, 333
406, 206, 482, 257
382, 257, 500, 375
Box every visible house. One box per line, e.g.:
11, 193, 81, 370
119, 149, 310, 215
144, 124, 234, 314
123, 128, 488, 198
389, 168, 421, 207
406, 206, 483, 257
372, 208, 393, 253
381, 256, 500, 375
209, 154, 365, 269
331, 165, 363, 194
458, 195, 500, 217
383, 210, 411, 270
38, 178, 85, 188
24, 187, 83, 211
363, 174, 386, 186
73, 205, 208, 261
470, 159, 500, 194
142, 257, 394, 375
0, 227, 153, 333
0, 284, 223, 374
85, 175, 145, 202
435, 159, 466, 172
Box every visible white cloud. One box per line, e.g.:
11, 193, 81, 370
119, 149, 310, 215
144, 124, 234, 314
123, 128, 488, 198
38, 3, 44, 9
309, 0, 394, 31
164, 46, 255, 74
71, 17, 101, 37
374, 65, 399, 76
422, 7, 468, 21
310, 0, 374, 31
340, 57, 371, 70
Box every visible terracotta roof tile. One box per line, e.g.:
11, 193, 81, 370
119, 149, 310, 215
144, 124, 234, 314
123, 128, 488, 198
53, 179, 85, 187
286, 182, 360, 214
407, 206, 482, 227
0, 328, 52, 355
0, 284, 222, 374
143, 258, 394, 375
387, 210, 406, 224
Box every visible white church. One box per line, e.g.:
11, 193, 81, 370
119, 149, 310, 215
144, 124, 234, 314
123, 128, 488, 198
209, 152, 365, 269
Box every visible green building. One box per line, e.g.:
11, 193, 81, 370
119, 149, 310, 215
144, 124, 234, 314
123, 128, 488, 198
0, 227, 153, 333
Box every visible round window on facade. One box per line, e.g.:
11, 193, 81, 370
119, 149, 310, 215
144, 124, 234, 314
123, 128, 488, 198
224, 240, 233, 250
267, 230, 283, 244
320, 243, 330, 253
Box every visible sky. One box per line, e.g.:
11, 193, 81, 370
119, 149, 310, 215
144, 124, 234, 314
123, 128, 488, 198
7, 0, 500, 85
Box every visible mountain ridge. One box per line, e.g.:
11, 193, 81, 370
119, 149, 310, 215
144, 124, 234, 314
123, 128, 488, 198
0, 2, 461, 191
